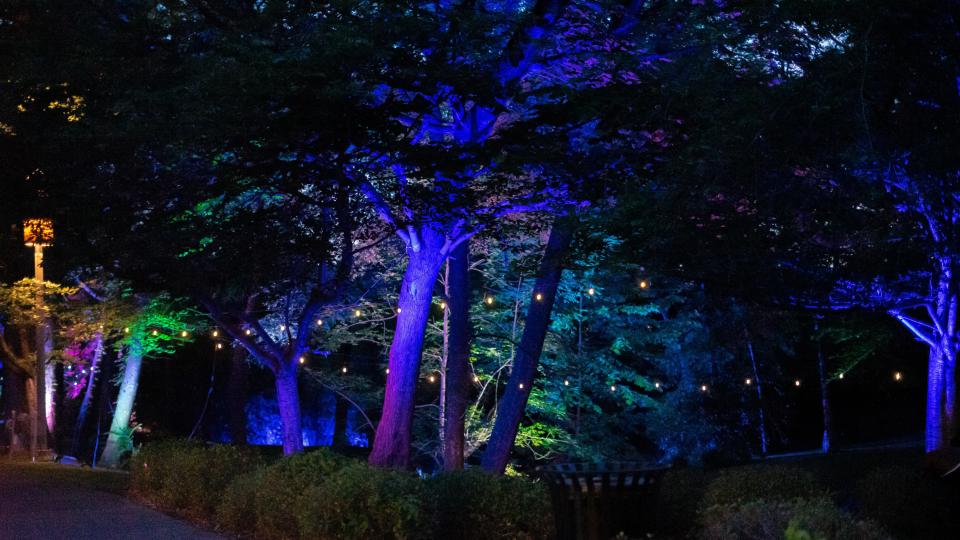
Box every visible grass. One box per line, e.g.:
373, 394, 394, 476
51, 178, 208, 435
0, 460, 130, 495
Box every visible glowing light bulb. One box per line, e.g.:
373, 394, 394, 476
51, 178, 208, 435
216, 343, 223, 350
354, 309, 361, 317
655, 382, 661, 389
794, 379, 801, 387
485, 296, 493, 305
700, 385, 707, 392
124, 327, 130, 334
894, 371, 902, 381
181, 331, 188, 337
639, 280, 649, 289
587, 288, 595, 296
428, 375, 436, 383
212, 330, 219, 337
280, 324, 286, 331
151, 330, 158, 336
439, 301, 446, 309
385, 368, 390, 374
397, 307, 402, 314
564, 379, 570, 386
839, 373, 845, 380
610, 385, 616, 392
341, 366, 348, 373
535, 293, 543, 301
316, 319, 323, 326
298, 357, 305, 365
519, 383, 525, 390
473, 375, 480, 383
245, 329, 251, 336
745, 378, 752, 385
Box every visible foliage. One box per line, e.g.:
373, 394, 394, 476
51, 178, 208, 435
702, 465, 827, 508
701, 498, 890, 540
130, 439, 261, 518
424, 469, 553, 540
215, 469, 265, 535
297, 463, 424, 540
855, 465, 960, 539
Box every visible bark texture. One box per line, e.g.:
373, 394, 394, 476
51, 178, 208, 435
442, 241, 471, 470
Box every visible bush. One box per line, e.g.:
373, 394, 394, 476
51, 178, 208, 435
216, 469, 264, 535
700, 498, 890, 540
130, 439, 261, 518
855, 464, 960, 539
253, 449, 349, 539
702, 465, 827, 507
425, 469, 554, 540
296, 463, 424, 540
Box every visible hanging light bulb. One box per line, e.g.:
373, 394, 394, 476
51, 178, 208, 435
439, 301, 446, 309
564, 379, 570, 386
794, 379, 801, 387
745, 378, 752, 385
519, 383, 525, 390
396, 307, 402, 314
151, 330, 158, 336
316, 319, 323, 326
244, 329, 251, 336
485, 296, 493, 305
342, 366, 348, 373
535, 293, 543, 301
212, 330, 219, 337
280, 324, 286, 331
587, 288, 595, 296
473, 375, 480, 383
216, 343, 223, 350
839, 372, 845, 380
354, 309, 361, 317
654, 382, 661, 389
385, 368, 390, 374
181, 331, 188, 337
124, 327, 130, 334
298, 357, 305, 365
610, 385, 617, 392
894, 371, 902, 381
428, 375, 436, 383
700, 384, 708, 392
639, 280, 649, 289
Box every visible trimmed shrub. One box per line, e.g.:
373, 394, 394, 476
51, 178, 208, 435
855, 464, 960, 539
216, 469, 264, 535
425, 469, 554, 540
701, 498, 890, 540
702, 465, 827, 507
253, 449, 349, 540
130, 439, 261, 518
296, 463, 424, 539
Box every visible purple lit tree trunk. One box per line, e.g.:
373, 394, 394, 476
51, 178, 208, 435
370, 227, 447, 468
275, 366, 304, 455
442, 241, 471, 470
100, 337, 143, 467
70, 333, 103, 457
482, 217, 576, 473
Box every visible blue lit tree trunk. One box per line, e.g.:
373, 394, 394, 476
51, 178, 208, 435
100, 337, 144, 467
369, 226, 447, 468
482, 217, 576, 473
442, 240, 471, 471
275, 363, 303, 455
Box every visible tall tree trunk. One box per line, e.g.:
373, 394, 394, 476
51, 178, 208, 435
745, 335, 769, 455
923, 258, 958, 452
443, 241, 471, 471
71, 334, 103, 457
26, 375, 37, 457
815, 321, 833, 453
370, 231, 447, 468
100, 339, 143, 467
481, 217, 576, 474
275, 364, 304, 455
226, 346, 249, 445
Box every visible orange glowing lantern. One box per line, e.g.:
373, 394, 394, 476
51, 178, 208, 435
23, 218, 54, 247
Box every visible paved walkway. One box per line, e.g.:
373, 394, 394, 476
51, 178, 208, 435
0, 463, 221, 540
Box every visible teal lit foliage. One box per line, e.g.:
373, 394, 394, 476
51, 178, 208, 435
117, 293, 200, 358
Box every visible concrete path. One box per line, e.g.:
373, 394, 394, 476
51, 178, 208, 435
0, 463, 222, 540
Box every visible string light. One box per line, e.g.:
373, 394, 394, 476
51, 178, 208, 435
124, 327, 130, 334
894, 371, 902, 381
298, 357, 305, 365
216, 343, 223, 350
519, 383, 525, 390
385, 368, 390, 374
316, 319, 323, 326
151, 330, 158, 336
439, 301, 446, 309
745, 378, 752, 385
535, 293, 543, 301
609, 385, 617, 392
485, 296, 493, 305
473, 375, 480, 383
212, 330, 219, 337
280, 324, 286, 331
564, 379, 570, 386
654, 382, 661, 389
181, 331, 188, 337
794, 379, 801, 387
700, 384, 708, 392
396, 307, 402, 314
639, 280, 649, 289
428, 375, 436, 383
342, 366, 348, 373
245, 329, 252, 336
588, 288, 595, 296
839, 372, 845, 380
354, 309, 361, 317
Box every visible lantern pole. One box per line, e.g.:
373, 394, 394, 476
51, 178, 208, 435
34, 243, 44, 282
